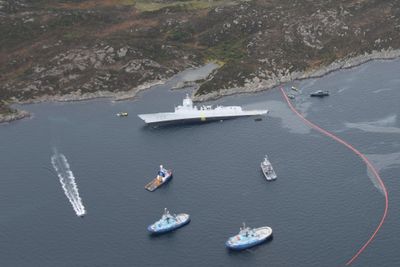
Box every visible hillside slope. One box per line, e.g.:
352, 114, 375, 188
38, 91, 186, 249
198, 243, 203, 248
1, 0, 400, 120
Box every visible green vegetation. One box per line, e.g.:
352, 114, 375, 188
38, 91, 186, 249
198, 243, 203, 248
319, 48, 338, 65
196, 61, 256, 95
118, 0, 136, 5
167, 27, 194, 41
0, 21, 39, 50
0, 101, 16, 115
134, 0, 227, 12
206, 38, 247, 63
63, 31, 84, 41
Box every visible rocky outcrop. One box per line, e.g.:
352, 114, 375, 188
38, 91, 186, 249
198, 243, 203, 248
0, 109, 30, 123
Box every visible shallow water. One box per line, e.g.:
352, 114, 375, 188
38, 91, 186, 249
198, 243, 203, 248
0, 59, 399, 267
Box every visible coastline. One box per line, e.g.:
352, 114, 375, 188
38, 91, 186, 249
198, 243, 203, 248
0, 110, 30, 124
0, 79, 166, 124
1, 49, 400, 124
193, 48, 400, 102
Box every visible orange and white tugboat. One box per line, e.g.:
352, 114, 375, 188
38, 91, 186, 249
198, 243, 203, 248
145, 165, 173, 192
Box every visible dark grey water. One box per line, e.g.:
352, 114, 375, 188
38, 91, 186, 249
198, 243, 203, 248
1, 60, 399, 267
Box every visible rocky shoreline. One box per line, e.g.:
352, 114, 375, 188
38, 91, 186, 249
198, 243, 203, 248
0, 109, 30, 124
20, 78, 167, 104
0, 79, 166, 124
1, 49, 400, 124
3, 1, 400, 124
193, 49, 400, 102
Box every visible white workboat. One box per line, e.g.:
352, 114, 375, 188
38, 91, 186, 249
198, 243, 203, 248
261, 155, 277, 181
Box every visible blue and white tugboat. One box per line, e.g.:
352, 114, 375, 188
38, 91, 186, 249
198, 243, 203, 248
225, 223, 273, 250
147, 208, 190, 234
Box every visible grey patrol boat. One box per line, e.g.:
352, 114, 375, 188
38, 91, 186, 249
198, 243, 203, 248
138, 94, 268, 125
261, 155, 277, 181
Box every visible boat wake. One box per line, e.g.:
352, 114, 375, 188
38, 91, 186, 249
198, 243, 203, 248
51, 149, 86, 217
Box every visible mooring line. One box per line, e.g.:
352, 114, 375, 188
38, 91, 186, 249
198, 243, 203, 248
279, 87, 388, 265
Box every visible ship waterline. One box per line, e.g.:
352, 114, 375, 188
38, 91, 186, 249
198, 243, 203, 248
138, 94, 268, 125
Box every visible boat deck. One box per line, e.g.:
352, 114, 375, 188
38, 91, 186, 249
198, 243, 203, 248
144, 171, 172, 192
145, 177, 163, 191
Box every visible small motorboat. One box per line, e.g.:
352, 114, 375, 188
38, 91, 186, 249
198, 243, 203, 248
226, 223, 273, 250
147, 208, 190, 234
310, 90, 329, 97
145, 165, 173, 192
117, 112, 128, 117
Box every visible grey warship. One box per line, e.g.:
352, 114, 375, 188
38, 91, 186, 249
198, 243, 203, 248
138, 94, 268, 125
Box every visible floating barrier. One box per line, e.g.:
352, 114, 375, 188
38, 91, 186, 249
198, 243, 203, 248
280, 87, 388, 265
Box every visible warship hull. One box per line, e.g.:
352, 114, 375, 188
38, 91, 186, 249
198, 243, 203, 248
138, 111, 268, 126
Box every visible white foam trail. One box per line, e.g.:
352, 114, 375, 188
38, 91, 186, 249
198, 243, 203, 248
51, 150, 86, 217
372, 87, 392, 94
